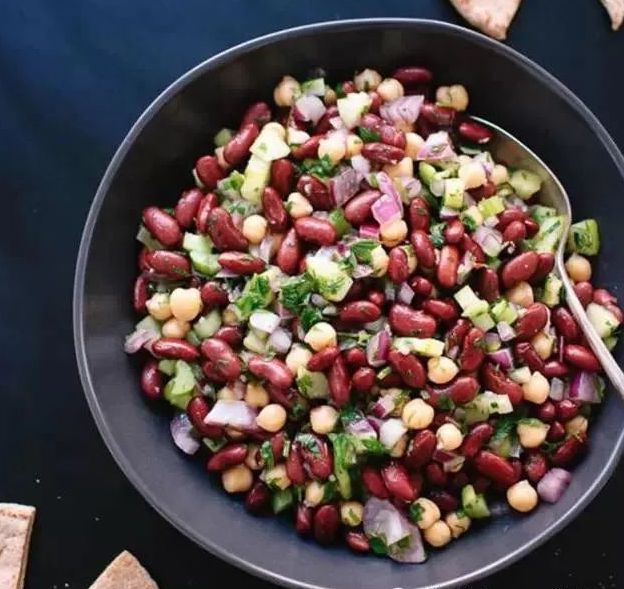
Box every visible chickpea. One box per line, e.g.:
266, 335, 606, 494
305, 481, 325, 507
304, 322, 337, 352
436, 423, 464, 451
285, 343, 312, 374
370, 245, 389, 277
531, 332, 555, 360
565, 253, 592, 283
523, 371, 550, 404
380, 219, 408, 247
354, 68, 382, 91
457, 161, 486, 189
491, 164, 509, 185
424, 520, 453, 547
263, 464, 291, 490
245, 444, 263, 471
273, 75, 301, 107
161, 318, 191, 338
286, 192, 313, 219
376, 78, 404, 102
506, 480, 539, 513
256, 404, 287, 432
402, 398, 435, 430
412, 497, 441, 530
310, 405, 339, 435
222, 464, 253, 493
324, 87, 337, 106
169, 287, 202, 322
263, 122, 286, 139
383, 157, 413, 179
445, 511, 471, 538
318, 135, 346, 165
405, 132, 425, 159
242, 214, 268, 245
565, 415, 588, 437
222, 304, 241, 326
346, 134, 364, 158
225, 427, 246, 441
517, 420, 549, 448
340, 501, 364, 526
146, 293, 172, 321
435, 84, 469, 112
506, 281, 534, 308
217, 385, 237, 401
245, 382, 270, 408
215, 146, 230, 171
427, 356, 459, 384
390, 434, 408, 458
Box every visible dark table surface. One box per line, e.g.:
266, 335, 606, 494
1, 1, 623, 588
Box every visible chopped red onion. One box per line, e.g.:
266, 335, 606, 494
569, 371, 602, 404
346, 416, 378, 439
416, 131, 457, 162
549, 377, 566, 401
367, 416, 384, 431
363, 498, 412, 548
231, 380, 246, 400
483, 215, 498, 228
497, 321, 516, 342
204, 400, 257, 429
484, 332, 501, 351
397, 282, 415, 305
329, 116, 345, 129
312, 246, 337, 261
250, 310, 280, 334
257, 235, 274, 263
558, 335, 565, 363
322, 304, 338, 316
276, 302, 295, 320
364, 317, 386, 332
379, 418, 408, 449
384, 280, 396, 302
372, 194, 401, 227
433, 449, 466, 473
230, 212, 243, 229
170, 413, 200, 455
439, 206, 460, 220
397, 177, 422, 199
269, 327, 292, 354
474, 151, 494, 176
463, 191, 477, 208
311, 293, 329, 307
294, 95, 326, 125
124, 328, 159, 354
473, 225, 504, 257
388, 521, 426, 564
366, 330, 390, 367
359, 223, 380, 239
487, 347, 514, 369
537, 468, 572, 503
370, 396, 395, 419
351, 154, 371, 175
336, 241, 350, 257
379, 95, 424, 126
446, 345, 459, 360
457, 251, 476, 284
506, 195, 529, 212
331, 167, 362, 206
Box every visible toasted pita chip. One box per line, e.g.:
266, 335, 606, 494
0, 503, 36, 589
89, 551, 158, 589
601, 0, 624, 29
449, 0, 522, 40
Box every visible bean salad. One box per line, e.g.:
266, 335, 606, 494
125, 66, 622, 563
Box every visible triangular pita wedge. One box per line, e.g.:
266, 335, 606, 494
89, 551, 159, 589
601, 0, 624, 30
449, 0, 522, 40
0, 503, 36, 589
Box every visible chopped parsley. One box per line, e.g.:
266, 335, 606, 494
358, 438, 389, 455
296, 433, 321, 456
429, 222, 447, 248
351, 239, 381, 264
260, 440, 275, 470
369, 536, 388, 555
357, 126, 381, 143
300, 307, 324, 332
334, 83, 347, 99
409, 501, 424, 523
280, 273, 316, 312
437, 395, 456, 412
462, 215, 478, 232
235, 273, 272, 319
300, 155, 337, 178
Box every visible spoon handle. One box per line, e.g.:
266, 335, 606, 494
558, 262, 624, 397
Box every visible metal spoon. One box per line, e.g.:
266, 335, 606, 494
474, 117, 624, 396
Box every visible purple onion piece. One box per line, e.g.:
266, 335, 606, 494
397, 282, 415, 305
569, 371, 602, 404
486, 347, 514, 370
537, 468, 572, 503
170, 413, 200, 455
204, 400, 257, 429
366, 330, 390, 367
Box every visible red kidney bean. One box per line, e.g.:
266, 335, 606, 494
388, 350, 426, 388
142, 207, 182, 247
556, 399, 580, 422
550, 433, 587, 466
573, 281, 593, 307
195, 192, 219, 234
248, 356, 294, 388
200, 282, 229, 308
174, 188, 204, 229
392, 66, 433, 85
429, 490, 459, 514
367, 290, 385, 307
482, 363, 524, 405
291, 136, 322, 160
425, 463, 448, 487
344, 347, 367, 368
536, 401, 556, 423
362, 466, 390, 498
270, 158, 295, 196
152, 338, 199, 361
459, 327, 486, 372
543, 360, 569, 378
361, 142, 404, 164
295, 504, 313, 536
388, 247, 410, 284
224, 123, 259, 166
563, 344, 601, 372
359, 113, 383, 130
467, 181, 497, 202
448, 375, 480, 404
524, 218, 539, 237
368, 92, 383, 114
474, 451, 517, 487
409, 197, 431, 231
547, 421, 566, 441
472, 476, 491, 495
445, 318, 471, 353
240, 101, 271, 128
307, 346, 341, 372
501, 251, 540, 288
352, 367, 376, 393
133, 275, 149, 313
214, 326, 243, 347
458, 120, 493, 144
340, 301, 382, 324
523, 452, 548, 484
201, 360, 226, 382
343, 281, 365, 302
313, 105, 339, 134
285, 445, 306, 485
245, 481, 271, 514
218, 252, 265, 275
530, 253, 555, 284
195, 155, 225, 189
606, 302, 624, 323
552, 307, 580, 341
145, 250, 190, 279
314, 505, 340, 544
269, 432, 287, 459
300, 435, 333, 480
410, 276, 434, 298
276, 228, 301, 275
450, 471, 470, 491
404, 430, 436, 470
420, 102, 455, 126
206, 443, 248, 471
344, 190, 381, 225
410, 229, 436, 268
497, 209, 526, 231
296, 174, 335, 210
378, 123, 406, 149
422, 299, 459, 322
345, 531, 370, 553
514, 342, 545, 372
329, 355, 352, 408
593, 288, 617, 306
461, 423, 494, 459
200, 338, 241, 381
262, 186, 288, 232
388, 304, 437, 337
140, 359, 163, 400
461, 234, 486, 263
443, 219, 465, 244
477, 268, 500, 302
206, 207, 249, 251
502, 220, 526, 243
294, 217, 338, 246
186, 396, 223, 438
138, 247, 151, 271
515, 302, 549, 341
381, 462, 417, 502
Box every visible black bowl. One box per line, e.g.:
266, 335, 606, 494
74, 18, 624, 589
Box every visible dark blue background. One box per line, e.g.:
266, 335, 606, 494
1, 1, 622, 587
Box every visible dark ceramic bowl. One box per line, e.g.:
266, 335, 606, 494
74, 18, 624, 589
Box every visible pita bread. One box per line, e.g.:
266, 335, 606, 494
89, 551, 159, 589
449, 0, 522, 40
0, 503, 36, 589
601, 0, 624, 30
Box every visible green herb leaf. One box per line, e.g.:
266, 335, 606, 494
437, 395, 456, 412
300, 155, 337, 178
409, 502, 424, 523
462, 215, 477, 232
300, 307, 324, 332
357, 127, 381, 143
334, 83, 347, 99
492, 414, 519, 442
429, 222, 447, 248
351, 239, 381, 264
235, 274, 272, 319
260, 440, 275, 470
280, 273, 316, 312
358, 438, 389, 455
369, 536, 388, 555
296, 433, 321, 456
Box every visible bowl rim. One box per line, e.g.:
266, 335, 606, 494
73, 17, 624, 589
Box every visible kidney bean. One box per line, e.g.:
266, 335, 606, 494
474, 451, 517, 487
362, 466, 390, 498
515, 302, 549, 341
174, 188, 204, 229
425, 463, 448, 487
345, 531, 370, 553
361, 142, 404, 165
392, 66, 433, 85
240, 101, 271, 128
482, 362, 524, 405
145, 251, 190, 279
445, 318, 471, 353
273, 227, 300, 276
296, 174, 335, 210
206, 207, 249, 251
340, 301, 382, 324
529, 252, 556, 285
248, 357, 293, 389
142, 207, 182, 247
382, 462, 417, 502
140, 359, 163, 400
307, 346, 341, 372
388, 304, 437, 337
261, 186, 288, 232
573, 281, 593, 307
343, 281, 365, 302
344, 347, 367, 368
245, 481, 271, 514
459, 327, 486, 372
291, 136, 322, 160
550, 433, 587, 466
268, 159, 295, 197
378, 123, 407, 149
344, 190, 381, 225
458, 120, 493, 144
429, 490, 459, 514
138, 247, 151, 271
199, 282, 228, 309
367, 290, 385, 307
351, 367, 376, 393
564, 344, 601, 372
214, 326, 243, 347
300, 435, 333, 480
501, 251, 539, 289
502, 220, 526, 243
195, 192, 219, 234
133, 275, 148, 313
420, 102, 455, 126
514, 342, 545, 372
442, 218, 464, 245
268, 432, 287, 460
461, 423, 494, 459
461, 235, 486, 264
410, 276, 434, 298
606, 302, 624, 323
206, 443, 248, 471
329, 355, 352, 408
217, 252, 265, 275
497, 209, 526, 231
547, 421, 566, 441
201, 360, 226, 382
285, 445, 306, 485
524, 218, 539, 237
471, 476, 491, 495
186, 396, 222, 438
476, 268, 500, 303
195, 155, 225, 189
200, 338, 242, 381
409, 197, 431, 231
295, 504, 313, 536
552, 307, 580, 341
468, 182, 497, 202
450, 471, 470, 491
359, 113, 383, 131
543, 360, 569, 378
410, 229, 436, 268
536, 401, 556, 423
522, 452, 548, 484
312, 105, 338, 135
314, 505, 340, 544
294, 217, 338, 246
388, 350, 426, 388
593, 288, 617, 306
404, 430, 436, 470
388, 247, 410, 284
152, 338, 199, 361
448, 375, 480, 404
224, 123, 259, 166
556, 399, 580, 422
422, 299, 459, 322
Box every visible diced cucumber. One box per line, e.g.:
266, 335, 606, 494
158, 359, 177, 376
454, 285, 482, 311
531, 215, 565, 254
481, 391, 513, 414
392, 338, 445, 358
203, 437, 227, 452
296, 367, 329, 399
418, 162, 437, 185
567, 219, 600, 255
306, 256, 353, 302
271, 489, 294, 514
463, 300, 490, 319
509, 169, 542, 200
509, 366, 532, 384
586, 302, 621, 338
190, 251, 221, 276
443, 178, 465, 210
243, 330, 267, 354
217, 170, 246, 199
250, 128, 290, 162
463, 395, 490, 424
194, 309, 222, 339
540, 273, 563, 307
471, 312, 495, 332
186, 330, 201, 346
136, 225, 164, 251
477, 195, 505, 219
461, 485, 490, 519
134, 315, 161, 334
301, 77, 326, 96
337, 92, 372, 129
529, 205, 557, 224
461, 205, 484, 228
213, 127, 233, 147
329, 208, 352, 237
183, 232, 212, 253
241, 154, 271, 203
163, 360, 196, 410
490, 299, 518, 325
605, 335, 619, 351
495, 183, 515, 198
